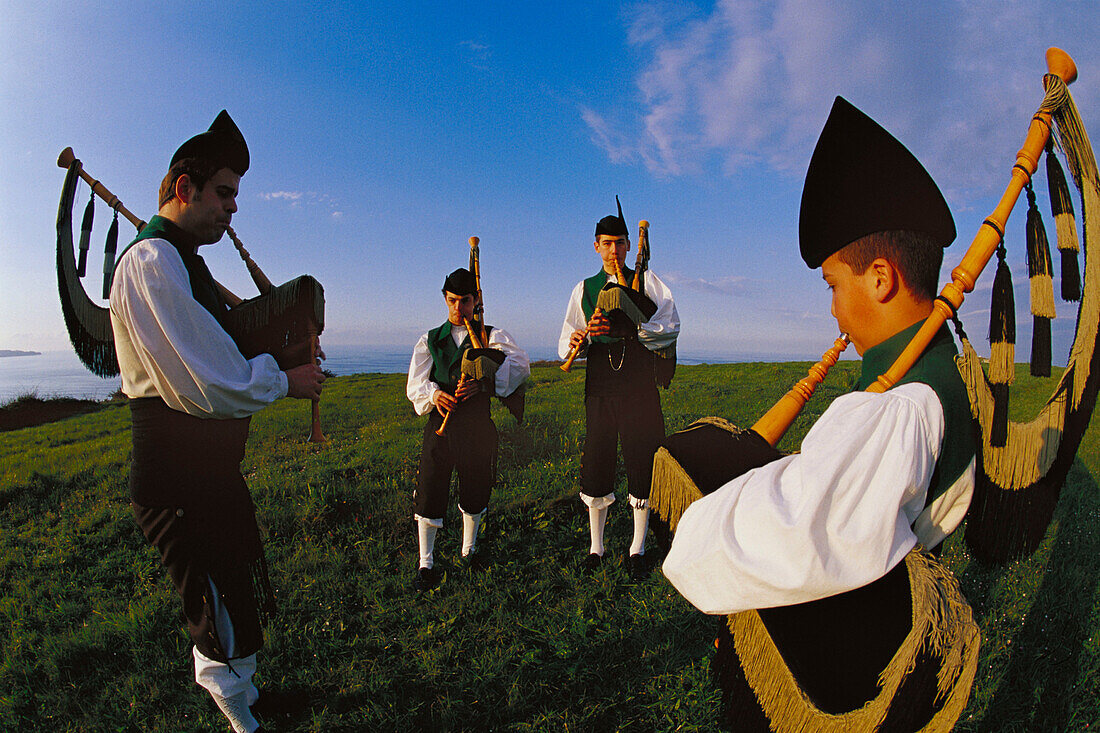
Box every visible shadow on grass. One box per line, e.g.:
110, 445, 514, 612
964, 459, 1100, 732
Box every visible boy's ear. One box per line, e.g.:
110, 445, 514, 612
868, 257, 900, 303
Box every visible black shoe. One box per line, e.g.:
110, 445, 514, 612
413, 566, 442, 592
462, 549, 489, 571
626, 553, 650, 581
580, 553, 604, 572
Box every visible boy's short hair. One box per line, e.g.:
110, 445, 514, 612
158, 157, 221, 208
836, 229, 943, 301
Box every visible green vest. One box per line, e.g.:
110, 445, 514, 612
426, 321, 493, 392
581, 266, 635, 344
856, 319, 975, 508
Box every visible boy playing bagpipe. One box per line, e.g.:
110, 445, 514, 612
558, 199, 680, 579
662, 97, 978, 729
406, 267, 529, 592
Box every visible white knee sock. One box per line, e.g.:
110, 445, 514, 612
194, 647, 259, 733
416, 515, 442, 569
588, 505, 609, 556
193, 578, 260, 732
209, 690, 260, 733
460, 508, 485, 556
629, 503, 649, 556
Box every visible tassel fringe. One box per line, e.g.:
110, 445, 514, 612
958, 336, 1067, 489
1029, 274, 1056, 319
730, 549, 979, 733
989, 382, 1009, 448
56, 162, 120, 378
1049, 141, 1082, 302
1026, 187, 1057, 319
77, 194, 94, 278
1031, 316, 1052, 377
988, 253, 1016, 385
649, 446, 703, 533
101, 213, 119, 301
988, 341, 1015, 386
1060, 244, 1082, 302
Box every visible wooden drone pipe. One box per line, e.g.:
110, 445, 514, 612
868, 47, 1078, 394
57, 147, 145, 231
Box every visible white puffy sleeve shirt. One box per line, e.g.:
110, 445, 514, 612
406, 324, 530, 416
109, 238, 287, 419
662, 382, 945, 615
556, 269, 680, 359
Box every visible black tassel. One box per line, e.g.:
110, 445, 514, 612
990, 382, 1009, 447
1061, 249, 1081, 302
988, 246, 1014, 447
77, 192, 94, 278
1046, 142, 1081, 301
1031, 315, 1051, 377
1025, 184, 1056, 319
101, 210, 119, 300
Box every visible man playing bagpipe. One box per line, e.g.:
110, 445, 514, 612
662, 98, 979, 730
406, 267, 530, 592
108, 111, 325, 733
558, 198, 679, 579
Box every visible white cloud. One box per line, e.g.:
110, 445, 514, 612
580, 106, 639, 165
662, 270, 753, 296
261, 191, 304, 203
258, 190, 342, 217
460, 39, 492, 68
587, 0, 1100, 200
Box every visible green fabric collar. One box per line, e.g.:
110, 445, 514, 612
858, 320, 925, 388
117, 215, 226, 322
134, 215, 202, 252
856, 318, 959, 391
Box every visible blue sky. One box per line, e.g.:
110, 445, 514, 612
3, 1, 1099, 365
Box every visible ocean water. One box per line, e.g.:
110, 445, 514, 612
0, 344, 781, 403
0, 346, 419, 403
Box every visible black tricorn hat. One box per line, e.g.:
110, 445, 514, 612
595, 195, 629, 238
170, 110, 250, 176
799, 97, 955, 268
442, 267, 477, 296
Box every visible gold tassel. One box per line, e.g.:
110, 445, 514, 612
1025, 184, 1056, 319
988, 250, 1016, 382
730, 549, 979, 733
1048, 142, 1081, 301
649, 447, 702, 532
988, 248, 1015, 446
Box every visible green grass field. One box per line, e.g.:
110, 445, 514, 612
1, 362, 1098, 731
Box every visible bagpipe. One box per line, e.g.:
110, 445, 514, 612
435, 236, 524, 437
561, 219, 676, 386
55, 148, 327, 442
650, 48, 1099, 730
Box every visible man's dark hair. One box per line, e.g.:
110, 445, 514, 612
158, 157, 222, 207
836, 229, 943, 301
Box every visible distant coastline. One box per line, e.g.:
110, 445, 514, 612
0, 350, 40, 358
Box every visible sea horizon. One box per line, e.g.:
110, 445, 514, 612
0, 344, 837, 404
